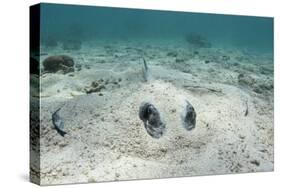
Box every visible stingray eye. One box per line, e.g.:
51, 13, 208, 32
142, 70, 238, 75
147, 105, 154, 114
186, 111, 192, 119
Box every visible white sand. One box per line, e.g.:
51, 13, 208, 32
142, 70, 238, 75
36, 41, 273, 185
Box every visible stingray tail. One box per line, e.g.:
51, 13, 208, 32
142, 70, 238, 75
56, 127, 67, 137
142, 57, 149, 82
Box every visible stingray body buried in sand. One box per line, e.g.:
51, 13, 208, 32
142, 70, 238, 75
49, 57, 197, 139
138, 100, 196, 138
139, 59, 196, 138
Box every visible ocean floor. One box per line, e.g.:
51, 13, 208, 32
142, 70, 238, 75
32, 40, 273, 185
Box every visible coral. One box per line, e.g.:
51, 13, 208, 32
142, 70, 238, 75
42, 55, 75, 74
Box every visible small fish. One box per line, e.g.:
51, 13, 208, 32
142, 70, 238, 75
142, 57, 148, 82
52, 107, 67, 137
181, 100, 196, 131
139, 102, 166, 139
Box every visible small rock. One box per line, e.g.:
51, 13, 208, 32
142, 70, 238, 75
59, 141, 68, 148
253, 87, 263, 94
250, 160, 260, 166
176, 58, 184, 63
167, 51, 178, 57
222, 55, 230, 61
239, 135, 245, 139
238, 73, 256, 86
160, 148, 167, 153
182, 69, 191, 73
259, 66, 273, 75
85, 83, 105, 94
62, 171, 69, 176
193, 51, 199, 55
258, 83, 273, 91
75, 64, 82, 70
233, 62, 239, 66
88, 177, 96, 182
96, 60, 106, 64
91, 81, 99, 88
170, 108, 176, 113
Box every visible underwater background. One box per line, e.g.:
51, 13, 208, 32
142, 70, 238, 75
40, 3, 273, 54
32, 3, 274, 185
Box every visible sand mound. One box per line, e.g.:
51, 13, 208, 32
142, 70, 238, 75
39, 65, 273, 184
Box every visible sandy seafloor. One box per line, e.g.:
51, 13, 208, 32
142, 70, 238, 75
33, 39, 273, 185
